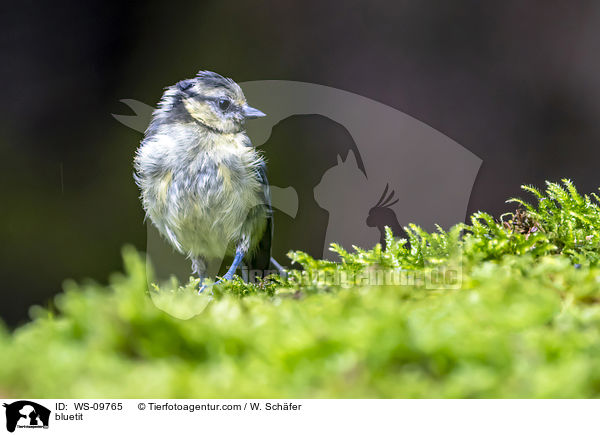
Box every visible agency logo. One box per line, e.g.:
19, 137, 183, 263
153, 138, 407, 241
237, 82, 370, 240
114, 79, 481, 316
3, 401, 50, 432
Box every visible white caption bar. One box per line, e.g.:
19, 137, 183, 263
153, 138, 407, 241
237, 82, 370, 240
1, 399, 597, 434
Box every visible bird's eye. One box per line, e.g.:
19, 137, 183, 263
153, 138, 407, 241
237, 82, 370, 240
218, 98, 231, 111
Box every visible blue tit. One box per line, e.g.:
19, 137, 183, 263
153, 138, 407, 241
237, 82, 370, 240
134, 70, 275, 290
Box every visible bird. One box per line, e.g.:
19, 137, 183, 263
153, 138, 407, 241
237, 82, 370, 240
134, 70, 275, 291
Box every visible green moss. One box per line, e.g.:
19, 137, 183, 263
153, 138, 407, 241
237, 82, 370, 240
1, 179, 600, 398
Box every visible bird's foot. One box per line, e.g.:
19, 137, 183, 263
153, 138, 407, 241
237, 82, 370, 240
198, 279, 214, 295
199, 272, 236, 294
198, 248, 244, 294
214, 271, 235, 286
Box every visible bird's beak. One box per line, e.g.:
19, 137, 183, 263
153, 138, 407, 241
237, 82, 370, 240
242, 105, 266, 119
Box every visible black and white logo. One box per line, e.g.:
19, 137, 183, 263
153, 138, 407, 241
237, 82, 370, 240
3, 401, 50, 433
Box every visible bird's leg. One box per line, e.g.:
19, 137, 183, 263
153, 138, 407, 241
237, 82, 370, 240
192, 257, 210, 294
219, 246, 246, 282
192, 257, 207, 279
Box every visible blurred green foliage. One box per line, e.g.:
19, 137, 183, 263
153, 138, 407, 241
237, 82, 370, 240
2, 180, 600, 398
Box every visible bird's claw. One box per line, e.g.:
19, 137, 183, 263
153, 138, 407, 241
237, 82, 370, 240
214, 274, 234, 286
198, 280, 214, 295
198, 274, 235, 294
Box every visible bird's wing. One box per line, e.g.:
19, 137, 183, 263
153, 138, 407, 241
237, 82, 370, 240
248, 161, 272, 273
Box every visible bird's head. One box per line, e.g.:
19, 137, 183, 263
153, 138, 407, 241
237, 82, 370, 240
167, 70, 265, 134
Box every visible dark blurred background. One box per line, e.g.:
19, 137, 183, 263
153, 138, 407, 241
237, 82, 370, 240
2, 0, 600, 326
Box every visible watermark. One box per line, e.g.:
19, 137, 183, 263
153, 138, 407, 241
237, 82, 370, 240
114, 79, 479, 316
3, 401, 50, 433
287, 266, 461, 290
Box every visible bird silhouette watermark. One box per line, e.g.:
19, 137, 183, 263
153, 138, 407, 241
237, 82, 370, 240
113, 79, 479, 317
366, 184, 404, 250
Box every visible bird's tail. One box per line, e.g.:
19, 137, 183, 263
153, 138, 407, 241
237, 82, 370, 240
270, 256, 287, 277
